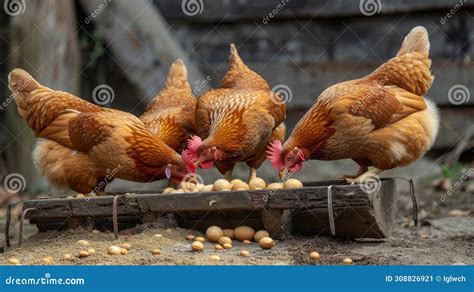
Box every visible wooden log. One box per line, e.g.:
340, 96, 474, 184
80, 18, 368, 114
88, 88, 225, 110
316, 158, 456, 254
22, 179, 397, 239
79, 0, 208, 101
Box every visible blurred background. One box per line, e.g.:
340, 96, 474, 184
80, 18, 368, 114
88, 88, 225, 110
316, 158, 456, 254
0, 0, 472, 200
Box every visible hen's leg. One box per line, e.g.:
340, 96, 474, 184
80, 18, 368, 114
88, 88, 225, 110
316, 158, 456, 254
224, 170, 233, 181
248, 168, 257, 182
215, 162, 235, 181
345, 166, 383, 184
167, 180, 178, 189
341, 166, 368, 180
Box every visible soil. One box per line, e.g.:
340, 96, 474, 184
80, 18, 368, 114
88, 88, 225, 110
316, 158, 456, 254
1, 207, 472, 266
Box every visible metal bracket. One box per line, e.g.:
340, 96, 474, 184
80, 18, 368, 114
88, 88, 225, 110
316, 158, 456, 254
19, 208, 36, 247
327, 185, 336, 236
5, 200, 26, 248
393, 177, 417, 226
112, 195, 121, 240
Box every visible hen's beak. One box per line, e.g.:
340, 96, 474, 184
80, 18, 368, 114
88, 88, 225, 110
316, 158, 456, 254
193, 157, 208, 168
279, 168, 288, 181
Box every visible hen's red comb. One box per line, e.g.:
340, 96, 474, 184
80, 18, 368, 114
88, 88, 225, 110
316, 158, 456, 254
187, 135, 202, 152
266, 140, 283, 170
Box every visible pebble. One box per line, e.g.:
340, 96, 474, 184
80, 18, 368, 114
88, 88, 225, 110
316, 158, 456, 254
309, 252, 320, 260
76, 240, 90, 247
8, 258, 20, 265
209, 255, 221, 261
342, 258, 353, 265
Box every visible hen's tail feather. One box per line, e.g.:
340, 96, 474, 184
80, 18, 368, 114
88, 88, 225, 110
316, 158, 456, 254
8, 68, 41, 94
164, 59, 191, 93
365, 26, 433, 96
397, 26, 430, 57
220, 44, 270, 91
229, 43, 245, 68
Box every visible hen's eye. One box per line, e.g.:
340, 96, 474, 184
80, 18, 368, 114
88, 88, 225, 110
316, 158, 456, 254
287, 156, 293, 161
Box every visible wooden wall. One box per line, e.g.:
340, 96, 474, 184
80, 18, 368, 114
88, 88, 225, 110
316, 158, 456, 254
156, 0, 474, 150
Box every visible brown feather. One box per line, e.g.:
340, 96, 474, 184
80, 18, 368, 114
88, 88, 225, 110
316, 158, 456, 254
141, 60, 197, 151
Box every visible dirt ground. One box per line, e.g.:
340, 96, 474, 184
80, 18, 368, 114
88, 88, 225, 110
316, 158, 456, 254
0, 185, 472, 266
0, 216, 472, 266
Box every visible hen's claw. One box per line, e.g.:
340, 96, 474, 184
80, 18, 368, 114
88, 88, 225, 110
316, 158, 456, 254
344, 167, 383, 185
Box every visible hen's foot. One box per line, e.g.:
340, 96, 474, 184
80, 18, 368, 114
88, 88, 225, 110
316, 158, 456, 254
95, 191, 107, 197
340, 166, 368, 180
345, 167, 382, 185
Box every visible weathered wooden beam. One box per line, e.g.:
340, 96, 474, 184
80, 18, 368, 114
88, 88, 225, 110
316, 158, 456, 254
79, 0, 208, 101
22, 179, 396, 239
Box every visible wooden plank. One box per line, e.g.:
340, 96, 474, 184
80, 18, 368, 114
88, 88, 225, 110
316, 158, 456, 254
291, 179, 395, 238
155, 0, 474, 21
292, 207, 385, 238
163, 12, 474, 107
137, 191, 268, 213
22, 179, 396, 239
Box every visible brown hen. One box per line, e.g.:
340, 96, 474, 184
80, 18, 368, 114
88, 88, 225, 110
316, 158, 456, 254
9, 69, 192, 193
268, 26, 439, 184
184, 44, 286, 182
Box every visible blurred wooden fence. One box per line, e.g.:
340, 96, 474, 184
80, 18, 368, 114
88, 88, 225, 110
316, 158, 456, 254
0, 0, 472, 193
